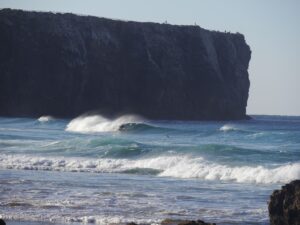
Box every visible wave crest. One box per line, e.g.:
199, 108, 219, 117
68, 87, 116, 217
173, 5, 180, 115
38, 115, 54, 122
219, 124, 237, 132
66, 114, 144, 133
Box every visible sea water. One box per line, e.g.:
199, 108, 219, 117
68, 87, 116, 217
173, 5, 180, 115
0, 115, 299, 225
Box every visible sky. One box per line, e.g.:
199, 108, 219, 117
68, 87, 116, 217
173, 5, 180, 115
1, 0, 299, 116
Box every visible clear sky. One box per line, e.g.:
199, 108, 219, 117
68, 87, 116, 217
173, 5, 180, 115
1, 0, 299, 115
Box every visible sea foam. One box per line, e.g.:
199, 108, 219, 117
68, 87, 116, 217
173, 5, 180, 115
219, 124, 237, 132
1, 154, 299, 184
38, 115, 54, 122
1, 213, 158, 225
66, 114, 144, 133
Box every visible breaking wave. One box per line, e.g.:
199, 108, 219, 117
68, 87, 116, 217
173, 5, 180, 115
1, 154, 299, 184
38, 115, 54, 122
65, 114, 145, 133
219, 124, 237, 132
219, 124, 254, 134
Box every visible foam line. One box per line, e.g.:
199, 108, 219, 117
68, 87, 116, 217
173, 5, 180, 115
1, 154, 299, 184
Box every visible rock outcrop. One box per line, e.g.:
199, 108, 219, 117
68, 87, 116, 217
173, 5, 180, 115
160, 219, 216, 225
0, 9, 251, 120
126, 219, 215, 225
269, 180, 300, 225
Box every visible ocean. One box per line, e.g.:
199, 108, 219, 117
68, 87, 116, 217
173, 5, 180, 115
0, 115, 299, 225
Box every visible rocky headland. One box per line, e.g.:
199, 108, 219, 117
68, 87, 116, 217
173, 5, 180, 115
0, 9, 251, 120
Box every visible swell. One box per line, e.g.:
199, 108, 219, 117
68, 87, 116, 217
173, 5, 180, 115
1, 134, 298, 165
1, 154, 299, 184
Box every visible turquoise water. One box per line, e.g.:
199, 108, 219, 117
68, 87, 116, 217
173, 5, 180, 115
0, 115, 300, 224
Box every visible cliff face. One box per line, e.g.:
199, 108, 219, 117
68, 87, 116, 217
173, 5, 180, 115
0, 9, 251, 120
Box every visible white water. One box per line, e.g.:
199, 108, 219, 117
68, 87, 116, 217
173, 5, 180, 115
2, 213, 159, 225
219, 124, 237, 132
1, 154, 299, 184
37, 115, 55, 122
65, 114, 144, 133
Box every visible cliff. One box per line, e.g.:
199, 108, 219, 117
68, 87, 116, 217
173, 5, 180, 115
0, 9, 251, 120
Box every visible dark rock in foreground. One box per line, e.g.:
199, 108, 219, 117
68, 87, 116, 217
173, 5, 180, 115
126, 219, 216, 225
160, 219, 216, 225
0, 9, 251, 120
269, 180, 300, 225
0, 219, 6, 225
